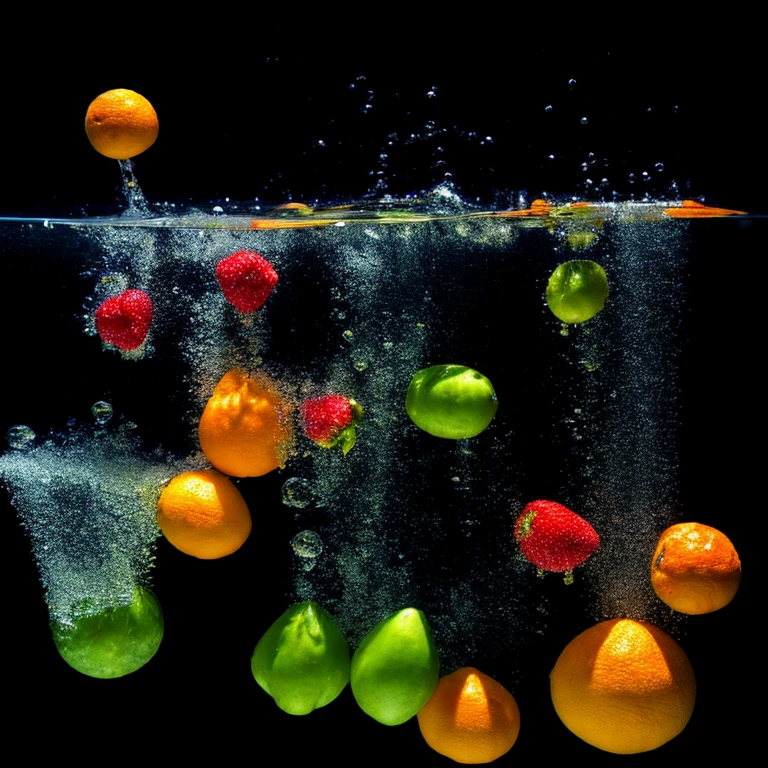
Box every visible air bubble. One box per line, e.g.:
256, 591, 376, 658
544, 105, 553, 112
91, 401, 113, 426
282, 477, 322, 509
6, 424, 36, 450
291, 530, 324, 571
580, 117, 589, 125
655, 162, 665, 172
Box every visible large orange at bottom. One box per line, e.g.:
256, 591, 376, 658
198, 368, 292, 477
417, 667, 520, 764
550, 618, 696, 754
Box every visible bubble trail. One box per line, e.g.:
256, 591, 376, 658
0, 430, 168, 621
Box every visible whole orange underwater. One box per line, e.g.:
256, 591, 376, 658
198, 368, 293, 477
550, 618, 696, 754
85, 88, 159, 160
651, 522, 741, 614
157, 469, 251, 559
417, 667, 521, 764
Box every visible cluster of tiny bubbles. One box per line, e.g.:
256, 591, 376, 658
0, 428, 172, 621
6, 424, 36, 450
558, 215, 688, 628
291, 530, 324, 571
281, 477, 325, 509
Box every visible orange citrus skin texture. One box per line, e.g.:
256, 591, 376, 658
157, 469, 251, 559
417, 667, 520, 764
198, 369, 293, 478
85, 89, 159, 160
651, 522, 741, 615
550, 618, 696, 754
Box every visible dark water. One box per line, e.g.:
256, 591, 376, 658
0, 209, 757, 762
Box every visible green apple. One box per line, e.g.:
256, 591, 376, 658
251, 601, 350, 715
545, 260, 609, 323
350, 607, 440, 725
51, 586, 163, 679
405, 364, 498, 439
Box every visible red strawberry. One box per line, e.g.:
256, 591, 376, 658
95, 289, 153, 351
216, 251, 278, 312
301, 395, 364, 454
514, 500, 600, 577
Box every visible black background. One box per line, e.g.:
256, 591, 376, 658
1, 20, 761, 763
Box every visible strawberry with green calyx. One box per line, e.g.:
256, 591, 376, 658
514, 500, 600, 584
301, 395, 363, 455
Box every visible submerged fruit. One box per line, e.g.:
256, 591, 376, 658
405, 365, 498, 440
550, 618, 696, 754
198, 368, 292, 477
546, 260, 608, 323
51, 586, 163, 679
251, 601, 350, 715
651, 522, 741, 614
95, 289, 153, 351
85, 89, 159, 160
351, 607, 440, 725
418, 667, 521, 764
156, 469, 252, 559
514, 500, 600, 579
301, 394, 363, 454
216, 251, 278, 312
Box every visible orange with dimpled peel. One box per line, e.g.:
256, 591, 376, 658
85, 88, 158, 160
417, 667, 520, 764
198, 368, 292, 478
550, 618, 696, 754
651, 522, 741, 614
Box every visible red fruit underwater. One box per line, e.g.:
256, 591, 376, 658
514, 500, 600, 575
216, 251, 278, 312
95, 289, 153, 351
301, 395, 364, 455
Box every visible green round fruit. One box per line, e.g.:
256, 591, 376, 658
405, 365, 498, 439
251, 601, 350, 715
351, 607, 440, 726
545, 260, 609, 324
51, 586, 163, 679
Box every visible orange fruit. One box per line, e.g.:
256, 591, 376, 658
157, 469, 251, 559
198, 368, 293, 477
550, 618, 696, 754
417, 667, 521, 764
651, 522, 741, 614
85, 89, 159, 160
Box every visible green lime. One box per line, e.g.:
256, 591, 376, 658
251, 601, 350, 715
351, 607, 440, 725
51, 586, 163, 679
405, 365, 498, 439
545, 260, 609, 324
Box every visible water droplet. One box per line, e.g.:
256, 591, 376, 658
291, 530, 324, 571
544, 105, 553, 113
628, 173, 636, 184
642, 172, 650, 182
212, 206, 224, 216
568, 78, 577, 88
6, 424, 36, 449
343, 329, 354, 342
91, 401, 113, 426
426, 89, 437, 99
282, 478, 322, 509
